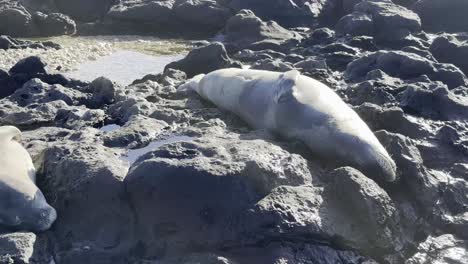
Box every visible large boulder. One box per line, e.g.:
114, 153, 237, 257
164, 42, 240, 78
344, 51, 468, 88
55, 0, 114, 22
35, 129, 136, 263
107, 0, 178, 32
430, 35, 468, 76
411, 0, 468, 32
336, 0, 421, 43
20, 0, 58, 13
0, 6, 35, 37
243, 167, 404, 262
173, 0, 233, 32
124, 134, 312, 257
400, 84, 468, 121
228, 0, 340, 27
223, 9, 298, 50
35, 12, 76, 36
9, 56, 47, 76
376, 130, 468, 237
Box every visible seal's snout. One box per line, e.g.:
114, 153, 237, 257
34, 205, 57, 232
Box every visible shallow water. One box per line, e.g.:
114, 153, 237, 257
122, 135, 193, 165
99, 124, 122, 132
65, 50, 185, 85
1, 36, 191, 84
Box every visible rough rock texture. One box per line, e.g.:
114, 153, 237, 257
244, 167, 404, 262
125, 135, 312, 257
0, 1, 468, 263
336, 0, 421, 44
173, 0, 233, 32
0, 233, 36, 264
0, 35, 61, 50
223, 9, 298, 50
0, 5, 35, 37
35, 12, 76, 36
228, 0, 341, 27
165, 42, 240, 78
411, 0, 468, 32
54, 0, 114, 22
430, 35, 468, 76
345, 50, 468, 88
0, 1, 76, 37
106, 0, 233, 36
406, 234, 468, 264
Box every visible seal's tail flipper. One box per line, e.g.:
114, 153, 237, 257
178, 74, 206, 93
0, 126, 22, 142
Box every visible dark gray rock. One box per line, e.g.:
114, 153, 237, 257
377, 130, 468, 239
8, 56, 74, 92
228, 0, 340, 27
347, 80, 397, 106
107, 0, 230, 36
9, 78, 86, 107
36, 12, 76, 36
411, 0, 468, 32
9, 56, 46, 76
0, 69, 17, 99
251, 58, 295, 72
336, 11, 373, 36
125, 135, 312, 257
0, 6, 35, 37
103, 115, 169, 148
400, 84, 468, 120
107, 0, 175, 25
20, 0, 58, 13
302, 27, 336, 46
430, 35, 468, 76
406, 234, 468, 264
0, 35, 17, 49
55, 0, 113, 22
347, 35, 377, 51
337, 0, 421, 43
223, 9, 297, 50
164, 42, 240, 78
354, 103, 430, 139
37, 129, 135, 262
89, 76, 117, 108
0, 78, 104, 129
243, 167, 404, 262
0, 35, 61, 50
0, 233, 36, 264
173, 0, 233, 32
345, 51, 468, 88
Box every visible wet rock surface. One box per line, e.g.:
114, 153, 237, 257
0, 1, 467, 264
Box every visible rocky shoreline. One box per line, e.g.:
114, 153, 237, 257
0, 0, 467, 264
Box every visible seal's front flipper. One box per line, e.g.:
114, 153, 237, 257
274, 70, 300, 104
0, 126, 22, 142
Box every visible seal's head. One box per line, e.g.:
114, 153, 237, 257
0, 125, 57, 232
0, 182, 57, 232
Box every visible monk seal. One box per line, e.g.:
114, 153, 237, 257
181, 68, 397, 182
0, 126, 57, 232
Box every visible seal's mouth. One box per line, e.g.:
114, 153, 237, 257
0, 215, 22, 227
